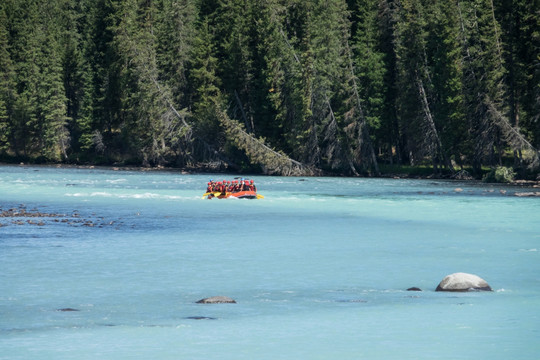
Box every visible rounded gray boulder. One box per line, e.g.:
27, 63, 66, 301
196, 296, 237, 304
435, 272, 492, 292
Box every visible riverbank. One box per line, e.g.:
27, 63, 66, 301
2, 161, 539, 189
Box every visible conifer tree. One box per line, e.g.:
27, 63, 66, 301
113, 0, 163, 165
8, 0, 43, 157
378, 0, 403, 165
250, 0, 288, 146
37, 0, 71, 161
458, 0, 538, 171
495, 0, 540, 166
155, 0, 197, 108
114, 0, 195, 166
38, 27, 70, 161
394, 0, 450, 170
80, 0, 123, 157
57, 0, 85, 155
424, 0, 467, 169
350, 0, 387, 154
0, 0, 538, 173
0, 4, 16, 153
189, 16, 223, 148
211, 0, 258, 134
73, 0, 98, 154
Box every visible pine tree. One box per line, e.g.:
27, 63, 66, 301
73, 0, 98, 153
495, 0, 540, 167
57, 0, 85, 155
8, 0, 43, 157
424, 0, 467, 169
210, 0, 265, 138
350, 0, 387, 155
527, 1, 540, 152
458, 0, 538, 171
393, 0, 463, 172
0, 4, 16, 153
81, 0, 123, 157
378, 0, 403, 165
155, 0, 197, 108
250, 0, 288, 146
37, 0, 71, 161
113, 0, 195, 166
189, 16, 223, 148
113, 0, 162, 165
38, 32, 70, 161
267, 0, 312, 160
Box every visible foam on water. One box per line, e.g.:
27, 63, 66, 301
1, 165, 539, 359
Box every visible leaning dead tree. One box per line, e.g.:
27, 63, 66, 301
128, 38, 316, 174
486, 99, 540, 169
215, 104, 320, 176
457, 0, 540, 171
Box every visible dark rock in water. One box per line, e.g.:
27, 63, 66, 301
184, 316, 217, 320
196, 296, 236, 304
435, 273, 492, 292
407, 287, 422, 291
57, 308, 79, 312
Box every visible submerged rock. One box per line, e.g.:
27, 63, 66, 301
57, 308, 80, 312
435, 273, 492, 292
184, 316, 217, 320
196, 296, 236, 304
514, 192, 540, 197
407, 287, 422, 291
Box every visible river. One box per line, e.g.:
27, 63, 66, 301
1, 165, 539, 359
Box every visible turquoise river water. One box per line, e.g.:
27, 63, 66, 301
1, 165, 539, 359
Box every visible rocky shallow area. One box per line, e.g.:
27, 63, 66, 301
0, 205, 121, 228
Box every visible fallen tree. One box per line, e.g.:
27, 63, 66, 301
215, 104, 321, 176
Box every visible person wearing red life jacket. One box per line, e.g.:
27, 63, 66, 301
221, 181, 227, 194
206, 180, 216, 198
250, 179, 256, 192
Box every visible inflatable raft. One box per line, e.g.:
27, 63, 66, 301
202, 191, 263, 199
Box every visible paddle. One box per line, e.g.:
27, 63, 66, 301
256, 194, 264, 199
201, 192, 222, 199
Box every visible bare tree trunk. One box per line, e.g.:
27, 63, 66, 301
325, 96, 359, 176
234, 90, 253, 133
416, 74, 454, 172
345, 44, 380, 175
215, 102, 319, 176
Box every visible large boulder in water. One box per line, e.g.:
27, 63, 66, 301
435, 273, 492, 292
196, 296, 236, 304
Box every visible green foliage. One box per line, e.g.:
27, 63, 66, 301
351, 0, 386, 136
0, 5, 15, 152
483, 166, 516, 183
0, 0, 538, 175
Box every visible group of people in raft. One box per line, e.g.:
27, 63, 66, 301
206, 179, 257, 195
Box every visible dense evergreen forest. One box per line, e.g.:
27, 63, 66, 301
0, 0, 539, 177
